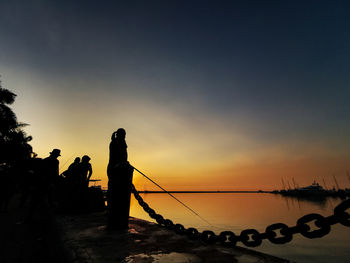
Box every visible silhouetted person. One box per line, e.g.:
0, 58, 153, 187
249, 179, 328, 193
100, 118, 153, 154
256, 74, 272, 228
58, 157, 81, 210
41, 149, 61, 207
63, 157, 81, 184
80, 155, 92, 188
107, 128, 134, 230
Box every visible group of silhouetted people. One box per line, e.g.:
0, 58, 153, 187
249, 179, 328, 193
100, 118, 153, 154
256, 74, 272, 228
62, 155, 92, 189
1, 128, 133, 230
6, 149, 63, 221
0, 147, 96, 220
23, 149, 93, 208
21, 149, 61, 220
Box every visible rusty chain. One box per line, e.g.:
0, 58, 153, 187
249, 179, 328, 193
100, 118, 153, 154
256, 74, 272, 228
131, 184, 350, 248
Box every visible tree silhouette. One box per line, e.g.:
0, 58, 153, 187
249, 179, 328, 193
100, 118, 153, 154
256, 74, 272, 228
0, 77, 33, 165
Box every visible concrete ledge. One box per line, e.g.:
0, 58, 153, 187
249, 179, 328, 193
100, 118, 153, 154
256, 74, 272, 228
58, 212, 290, 263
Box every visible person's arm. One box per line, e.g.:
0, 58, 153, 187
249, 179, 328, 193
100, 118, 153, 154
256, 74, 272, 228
62, 164, 72, 177
87, 164, 92, 181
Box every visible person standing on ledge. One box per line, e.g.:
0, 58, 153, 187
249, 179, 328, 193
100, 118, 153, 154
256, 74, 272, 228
107, 128, 134, 230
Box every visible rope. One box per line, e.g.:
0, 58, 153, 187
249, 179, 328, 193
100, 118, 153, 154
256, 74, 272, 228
132, 165, 213, 226
59, 153, 76, 172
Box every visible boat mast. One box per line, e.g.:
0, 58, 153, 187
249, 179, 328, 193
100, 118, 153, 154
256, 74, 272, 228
322, 178, 328, 190
281, 177, 286, 190
333, 175, 340, 190
292, 177, 297, 189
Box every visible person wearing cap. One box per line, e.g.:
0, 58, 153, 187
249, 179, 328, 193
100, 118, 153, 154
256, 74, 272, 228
80, 155, 92, 188
41, 148, 61, 207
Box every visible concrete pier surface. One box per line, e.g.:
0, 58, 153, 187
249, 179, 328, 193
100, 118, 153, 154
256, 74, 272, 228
58, 212, 291, 263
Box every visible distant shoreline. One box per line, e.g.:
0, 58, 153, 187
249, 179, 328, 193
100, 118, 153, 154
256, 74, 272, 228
137, 190, 270, 193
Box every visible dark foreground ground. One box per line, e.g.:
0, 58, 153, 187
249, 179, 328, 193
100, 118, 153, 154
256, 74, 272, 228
0, 195, 69, 263
0, 195, 291, 263
59, 213, 291, 263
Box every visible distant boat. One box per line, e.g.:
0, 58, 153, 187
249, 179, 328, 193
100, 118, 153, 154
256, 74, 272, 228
276, 180, 350, 199
297, 181, 326, 194
277, 180, 328, 197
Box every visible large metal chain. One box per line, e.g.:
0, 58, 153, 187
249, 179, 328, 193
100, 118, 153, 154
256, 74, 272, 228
131, 184, 350, 248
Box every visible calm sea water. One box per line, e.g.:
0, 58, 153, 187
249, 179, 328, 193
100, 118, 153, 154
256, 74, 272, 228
129, 193, 350, 263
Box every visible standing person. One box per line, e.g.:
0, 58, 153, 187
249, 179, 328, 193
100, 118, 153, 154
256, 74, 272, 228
80, 155, 92, 188
41, 149, 61, 207
107, 128, 134, 230
61, 157, 81, 210
108, 129, 128, 172
63, 157, 80, 183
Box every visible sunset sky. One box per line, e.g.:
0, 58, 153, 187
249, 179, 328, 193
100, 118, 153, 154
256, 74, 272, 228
1, 1, 350, 190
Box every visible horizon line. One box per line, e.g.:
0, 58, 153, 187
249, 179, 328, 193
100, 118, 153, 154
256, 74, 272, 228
136, 190, 272, 193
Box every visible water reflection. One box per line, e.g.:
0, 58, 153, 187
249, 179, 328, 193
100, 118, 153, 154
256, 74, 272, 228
282, 195, 328, 208
130, 193, 350, 263
131, 193, 337, 231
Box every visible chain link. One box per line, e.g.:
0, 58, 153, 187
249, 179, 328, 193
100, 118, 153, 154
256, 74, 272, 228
296, 213, 331, 239
265, 223, 293, 244
186, 227, 200, 240
334, 199, 350, 226
240, 229, 262, 247
131, 184, 350, 248
218, 231, 237, 247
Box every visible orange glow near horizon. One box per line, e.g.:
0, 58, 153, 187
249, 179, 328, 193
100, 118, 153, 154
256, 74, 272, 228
4, 72, 350, 192
32, 140, 350, 192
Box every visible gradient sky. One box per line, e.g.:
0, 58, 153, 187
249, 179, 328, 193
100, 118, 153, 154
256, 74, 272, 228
1, 0, 350, 190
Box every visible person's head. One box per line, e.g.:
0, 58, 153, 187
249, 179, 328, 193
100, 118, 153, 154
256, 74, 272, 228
50, 149, 61, 158
74, 157, 80, 163
82, 155, 90, 163
111, 128, 126, 140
